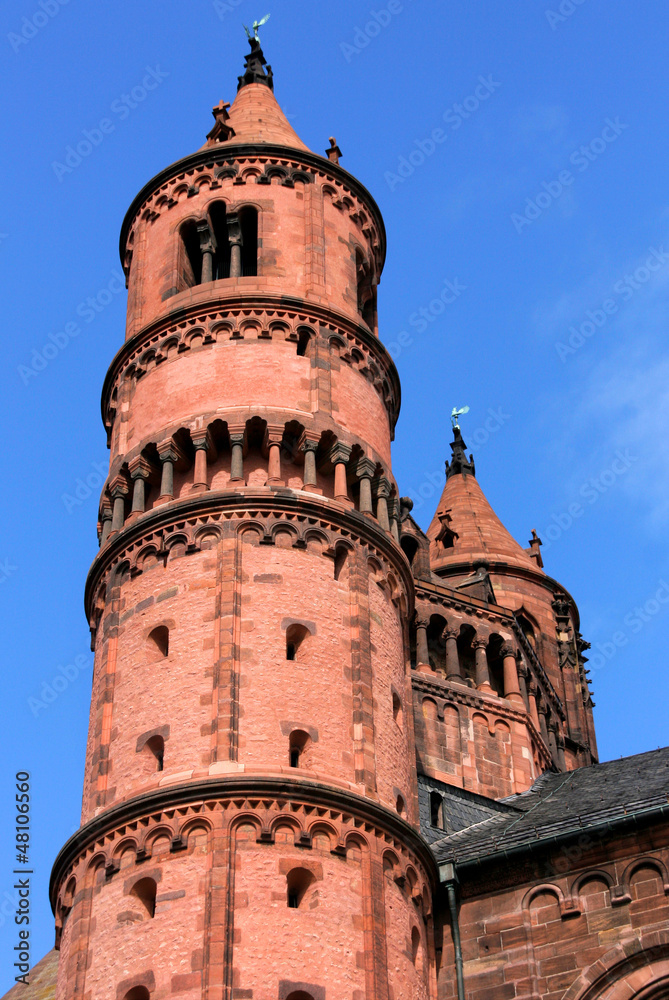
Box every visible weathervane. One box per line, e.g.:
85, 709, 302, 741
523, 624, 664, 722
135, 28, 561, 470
450, 405, 470, 430
244, 13, 271, 41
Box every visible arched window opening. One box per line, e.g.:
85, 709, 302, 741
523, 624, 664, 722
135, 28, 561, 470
239, 207, 258, 276
286, 867, 315, 909
285, 623, 310, 661
430, 791, 444, 829
517, 613, 537, 648
296, 328, 311, 357
401, 535, 419, 566
146, 626, 169, 662
486, 634, 505, 697
411, 926, 423, 973
457, 626, 476, 685
289, 730, 310, 769
145, 735, 164, 772
334, 545, 350, 581
396, 794, 406, 817
180, 222, 202, 287
124, 988, 151, 1000
392, 692, 403, 730
355, 250, 375, 329
130, 877, 157, 918
427, 615, 448, 674
208, 201, 230, 280
286, 993, 314, 1000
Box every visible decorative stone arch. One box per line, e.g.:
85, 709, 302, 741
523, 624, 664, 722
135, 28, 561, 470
237, 520, 266, 543
183, 326, 207, 348
179, 817, 213, 850
270, 813, 307, 847
306, 820, 338, 851
562, 932, 669, 1000
522, 882, 566, 910
194, 524, 222, 550
112, 836, 141, 869
622, 856, 669, 896
571, 867, 615, 899
229, 811, 263, 840
382, 848, 401, 879
164, 532, 190, 561
134, 544, 162, 574
141, 823, 176, 858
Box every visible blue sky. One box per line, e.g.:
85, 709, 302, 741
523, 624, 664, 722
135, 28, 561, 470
0, 0, 668, 986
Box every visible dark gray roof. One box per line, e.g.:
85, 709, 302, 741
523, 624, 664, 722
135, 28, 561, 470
431, 746, 669, 867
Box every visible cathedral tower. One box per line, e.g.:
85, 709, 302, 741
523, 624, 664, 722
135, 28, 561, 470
50, 40, 436, 1000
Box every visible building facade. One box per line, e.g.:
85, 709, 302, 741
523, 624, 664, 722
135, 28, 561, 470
10, 39, 669, 1000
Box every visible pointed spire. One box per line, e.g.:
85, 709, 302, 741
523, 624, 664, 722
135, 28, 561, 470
446, 426, 476, 480
238, 37, 274, 91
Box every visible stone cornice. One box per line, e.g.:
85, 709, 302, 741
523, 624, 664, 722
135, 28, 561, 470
411, 671, 554, 769
100, 293, 401, 434
84, 488, 415, 621
50, 773, 437, 910
119, 142, 387, 268
432, 560, 581, 630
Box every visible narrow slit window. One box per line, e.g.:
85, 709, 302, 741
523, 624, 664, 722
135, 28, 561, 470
430, 791, 444, 829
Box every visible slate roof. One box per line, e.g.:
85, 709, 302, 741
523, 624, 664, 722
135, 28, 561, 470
431, 746, 669, 867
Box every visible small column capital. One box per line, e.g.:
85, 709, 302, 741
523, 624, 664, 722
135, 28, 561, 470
128, 456, 153, 481
374, 476, 392, 500
192, 428, 216, 458
329, 442, 352, 466
442, 626, 459, 642
264, 424, 285, 449
472, 635, 488, 650
157, 439, 187, 466
299, 434, 319, 455
500, 642, 516, 659
355, 457, 377, 480
110, 476, 129, 499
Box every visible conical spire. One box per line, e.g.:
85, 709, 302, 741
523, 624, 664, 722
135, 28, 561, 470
427, 427, 540, 577
202, 39, 310, 152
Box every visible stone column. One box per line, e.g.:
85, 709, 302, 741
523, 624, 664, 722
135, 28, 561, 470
157, 440, 185, 502
500, 642, 525, 707
415, 615, 430, 670
375, 477, 391, 532
265, 427, 284, 486
229, 430, 245, 483
356, 458, 376, 513
99, 497, 113, 547
443, 627, 464, 684
191, 430, 214, 492
473, 637, 493, 693
110, 477, 129, 533
300, 437, 320, 492
227, 213, 242, 278
129, 457, 152, 515
518, 662, 530, 711
330, 443, 352, 505
527, 681, 541, 730
538, 705, 550, 746
548, 725, 560, 767
389, 496, 400, 541
556, 733, 567, 771
198, 221, 215, 284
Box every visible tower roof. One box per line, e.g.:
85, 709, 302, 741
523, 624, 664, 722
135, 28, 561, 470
203, 40, 310, 152
427, 430, 540, 577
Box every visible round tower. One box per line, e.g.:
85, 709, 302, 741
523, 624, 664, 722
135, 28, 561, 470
425, 427, 597, 772
50, 41, 436, 1000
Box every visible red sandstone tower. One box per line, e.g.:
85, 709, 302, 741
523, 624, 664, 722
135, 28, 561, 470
50, 40, 435, 1000
41, 37, 669, 1000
